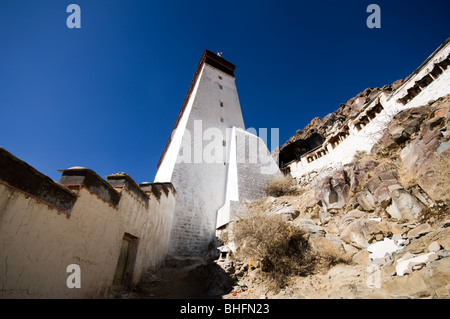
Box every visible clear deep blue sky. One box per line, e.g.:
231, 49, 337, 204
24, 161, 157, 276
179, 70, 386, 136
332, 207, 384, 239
0, 0, 449, 182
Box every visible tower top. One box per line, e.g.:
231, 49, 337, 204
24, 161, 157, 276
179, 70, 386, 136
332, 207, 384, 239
201, 49, 235, 77
156, 50, 237, 169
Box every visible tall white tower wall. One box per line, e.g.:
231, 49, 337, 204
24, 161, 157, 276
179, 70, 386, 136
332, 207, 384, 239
155, 51, 247, 260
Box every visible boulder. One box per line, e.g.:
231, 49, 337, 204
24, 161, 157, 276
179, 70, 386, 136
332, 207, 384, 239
367, 238, 401, 262
351, 249, 371, 266
385, 188, 425, 221
348, 160, 378, 192
340, 218, 385, 249
295, 219, 326, 238
270, 207, 300, 222
400, 131, 447, 203
312, 236, 348, 262
433, 107, 449, 119
378, 169, 399, 182
437, 140, 450, 155
356, 190, 377, 211
381, 267, 429, 297
428, 241, 442, 253
339, 209, 366, 228
389, 223, 407, 235
378, 132, 398, 151
315, 170, 350, 211
395, 252, 438, 276
407, 223, 432, 239
440, 229, 450, 250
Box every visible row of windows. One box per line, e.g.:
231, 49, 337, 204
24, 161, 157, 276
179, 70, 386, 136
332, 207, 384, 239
219, 74, 226, 147
397, 56, 449, 105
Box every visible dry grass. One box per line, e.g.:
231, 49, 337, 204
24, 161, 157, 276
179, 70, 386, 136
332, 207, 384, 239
264, 175, 298, 197
431, 154, 450, 204
352, 150, 368, 162
233, 210, 315, 290
397, 165, 419, 190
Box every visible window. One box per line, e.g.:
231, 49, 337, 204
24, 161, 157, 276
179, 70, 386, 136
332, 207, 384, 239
218, 84, 223, 90
223, 140, 226, 146
218, 75, 223, 80
220, 101, 224, 107
220, 118, 224, 122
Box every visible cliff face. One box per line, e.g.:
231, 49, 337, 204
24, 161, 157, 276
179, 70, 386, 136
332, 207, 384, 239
281, 79, 404, 150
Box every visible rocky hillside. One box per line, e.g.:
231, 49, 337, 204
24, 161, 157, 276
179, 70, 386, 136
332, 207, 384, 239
279, 79, 404, 150
112, 94, 449, 300
218, 94, 450, 299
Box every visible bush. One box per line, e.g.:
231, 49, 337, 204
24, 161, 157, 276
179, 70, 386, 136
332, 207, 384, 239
233, 211, 315, 289
264, 175, 297, 197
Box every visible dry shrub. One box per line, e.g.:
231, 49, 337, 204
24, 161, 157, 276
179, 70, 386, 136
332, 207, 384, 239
264, 175, 297, 197
233, 211, 315, 289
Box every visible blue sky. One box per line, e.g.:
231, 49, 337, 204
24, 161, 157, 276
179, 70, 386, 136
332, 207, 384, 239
0, 0, 449, 183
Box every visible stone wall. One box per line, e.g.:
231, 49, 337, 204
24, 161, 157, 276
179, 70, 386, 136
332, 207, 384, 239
0, 148, 175, 298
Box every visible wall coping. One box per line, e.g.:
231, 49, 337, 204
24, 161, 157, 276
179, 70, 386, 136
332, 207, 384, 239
59, 167, 121, 207
0, 147, 77, 214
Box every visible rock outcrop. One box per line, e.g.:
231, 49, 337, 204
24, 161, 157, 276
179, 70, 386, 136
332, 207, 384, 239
218, 94, 450, 299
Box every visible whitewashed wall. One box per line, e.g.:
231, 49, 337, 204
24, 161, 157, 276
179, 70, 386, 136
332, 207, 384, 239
0, 178, 175, 298
216, 128, 282, 228
155, 62, 246, 260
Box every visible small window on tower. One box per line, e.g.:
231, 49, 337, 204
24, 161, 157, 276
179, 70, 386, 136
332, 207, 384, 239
223, 140, 226, 146
218, 75, 222, 80
220, 101, 224, 107
220, 118, 224, 122
218, 84, 223, 90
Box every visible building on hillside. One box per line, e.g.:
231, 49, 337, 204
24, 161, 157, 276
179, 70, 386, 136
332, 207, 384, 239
279, 38, 450, 180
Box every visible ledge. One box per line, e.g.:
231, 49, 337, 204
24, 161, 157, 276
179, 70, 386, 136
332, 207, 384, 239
140, 182, 176, 201
0, 147, 77, 214
107, 173, 148, 207
59, 167, 121, 207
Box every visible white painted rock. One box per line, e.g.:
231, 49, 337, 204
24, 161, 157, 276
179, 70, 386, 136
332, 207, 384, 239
395, 252, 439, 276
367, 238, 400, 261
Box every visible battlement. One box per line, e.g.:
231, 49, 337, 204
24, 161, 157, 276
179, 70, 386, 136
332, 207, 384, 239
0, 147, 77, 214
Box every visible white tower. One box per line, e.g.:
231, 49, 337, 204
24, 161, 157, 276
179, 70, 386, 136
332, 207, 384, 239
155, 50, 281, 263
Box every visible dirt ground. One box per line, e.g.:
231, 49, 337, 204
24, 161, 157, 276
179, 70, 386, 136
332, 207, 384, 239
110, 262, 233, 299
